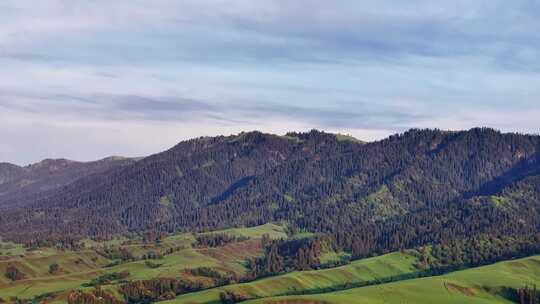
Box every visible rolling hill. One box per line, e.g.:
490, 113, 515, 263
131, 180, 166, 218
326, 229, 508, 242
0, 128, 539, 262
244, 254, 540, 304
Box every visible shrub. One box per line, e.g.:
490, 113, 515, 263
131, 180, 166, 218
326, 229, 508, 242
5, 264, 25, 281
49, 262, 61, 274
83, 271, 130, 287
144, 260, 163, 269
219, 290, 250, 304
187, 267, 237, 285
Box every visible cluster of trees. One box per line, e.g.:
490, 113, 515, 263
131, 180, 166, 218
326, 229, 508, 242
68, 287, 124, 304
194, 233, 249, 248
427, 234, 540, 269
505, 285, 540, 304
410, 234, 540, 275
97, 246, 136, 262
119, 278, 204, 303
186, 267, 238, 285
219, 290, 250, 304
247, 236, 325, 279
142, 251, 163, 260
516, 285, 539, 304
82, 271, 130, 287
144, 260, 163, 269
71, 267, 237, 304
21, 235, 83, 251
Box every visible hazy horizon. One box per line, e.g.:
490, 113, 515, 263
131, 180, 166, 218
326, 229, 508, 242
4, 127, 539, 167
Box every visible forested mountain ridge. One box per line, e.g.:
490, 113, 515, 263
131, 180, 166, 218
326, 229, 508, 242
1, 128, 539, 259
0, 157, 137, 210
0, 162, 25, 185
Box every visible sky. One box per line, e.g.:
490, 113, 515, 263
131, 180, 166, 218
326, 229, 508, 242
1, 1, 540, 165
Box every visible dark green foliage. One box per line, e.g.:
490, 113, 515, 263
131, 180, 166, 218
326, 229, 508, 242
248, 237, 325, 278
68, 287, 124, 304
33, 292, 58, 304
501, 285, 540, 304
83, 271, 130, 287
105, 260, 122, 268
187, 267, 237, 285
195, 233, 249, 248
414, 234, 540, 271
22, 236, 83, 251
517, 285, 539, 304
187, 267, 222, 278
5, 264, 25, 281
119, 278, 204, 303
219, 290, 249, 304
142, 251, 163, 260
49, 262, 60, 274
144, 261, 163, 269
98, 246, 136, 262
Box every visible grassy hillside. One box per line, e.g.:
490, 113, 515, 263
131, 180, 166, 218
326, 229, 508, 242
0, 223, 287, 301
3, 221, 540, 304
246, 255, 540, 304
198, 223, 288, 240
167, 251, 419, 304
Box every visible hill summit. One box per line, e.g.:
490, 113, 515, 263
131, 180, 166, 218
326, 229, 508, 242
1, 128, 539, 259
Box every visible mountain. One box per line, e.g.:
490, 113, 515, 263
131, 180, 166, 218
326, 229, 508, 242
0, 162, 25, 185
0, 157, 138, 210
1, 128, 539, 259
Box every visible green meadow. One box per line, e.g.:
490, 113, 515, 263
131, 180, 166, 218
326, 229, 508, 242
2, 222, 540, 304
245, 255, 540, 304
167, 251, 419, 304
0, 223, 287, 301
198, 223, 288, 240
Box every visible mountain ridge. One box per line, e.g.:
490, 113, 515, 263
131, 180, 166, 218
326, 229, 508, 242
1, 128, 539, 261
0, 156, 139, 210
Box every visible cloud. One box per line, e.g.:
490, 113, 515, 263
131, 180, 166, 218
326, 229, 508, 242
0, 1, 539, 164
0, 89, 419, 130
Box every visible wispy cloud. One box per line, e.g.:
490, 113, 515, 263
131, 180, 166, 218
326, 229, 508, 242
0, 1, 539, 164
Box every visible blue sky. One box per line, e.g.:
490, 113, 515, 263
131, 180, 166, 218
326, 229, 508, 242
1, 1, 539, 164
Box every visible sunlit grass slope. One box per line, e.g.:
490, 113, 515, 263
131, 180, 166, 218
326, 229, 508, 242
167, 251, 419, 304
246, 255, 540, 304
0, 223, 286, 300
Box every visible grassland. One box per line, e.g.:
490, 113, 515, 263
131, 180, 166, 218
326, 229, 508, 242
198, 223, 288, 240
245, 255, 540, 304
0, 223, 287, 301
3, 222, 540, 304
166, 251, 419, 304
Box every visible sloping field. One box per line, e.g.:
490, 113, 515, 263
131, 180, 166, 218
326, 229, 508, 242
167, 251, 419, 304
246, 255, 540, 304
0, 224, 284, 300
0, 249, 109, 284
198, 223, 288, 239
